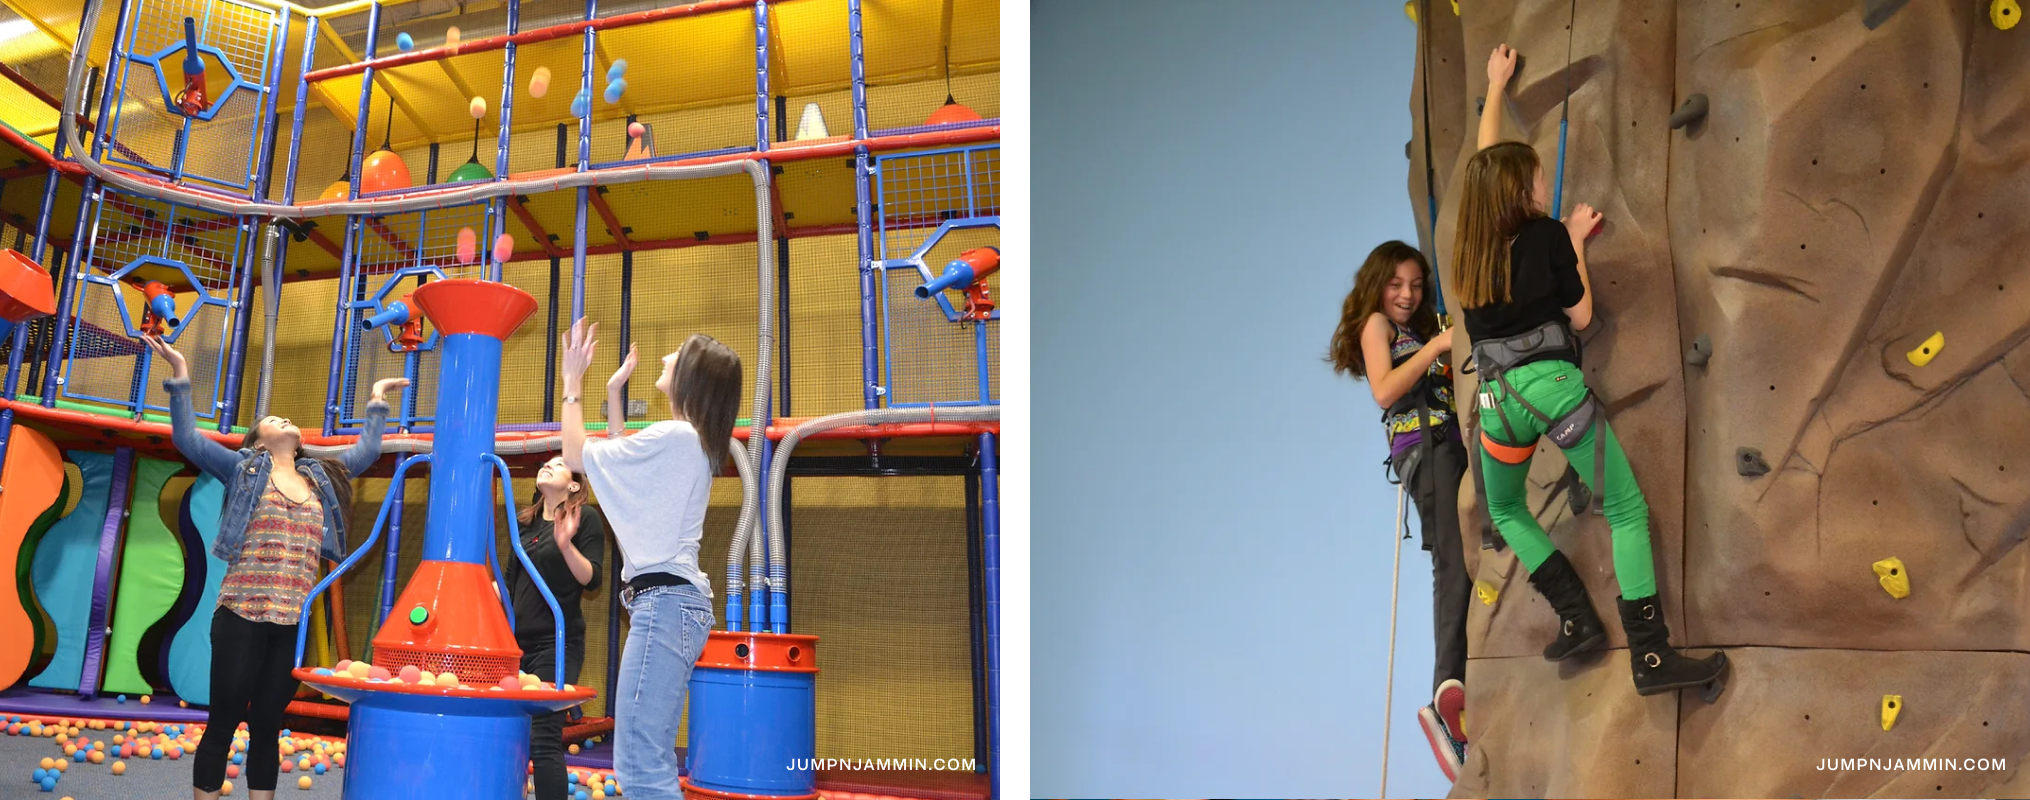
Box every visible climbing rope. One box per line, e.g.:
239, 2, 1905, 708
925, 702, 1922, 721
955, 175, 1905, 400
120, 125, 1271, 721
1379, 480, 1409, 797
1416, 0, 1447, 318
1551, 0, 1577, 214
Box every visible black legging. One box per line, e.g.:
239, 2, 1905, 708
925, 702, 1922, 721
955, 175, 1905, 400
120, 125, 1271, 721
522, 640, 585, 800
192, 606, 301, 792
1410, 434, 1471, 692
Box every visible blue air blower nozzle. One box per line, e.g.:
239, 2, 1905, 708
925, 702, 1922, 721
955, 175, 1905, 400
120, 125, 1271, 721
175, 18, 210, 116
362, 300, 412, 331
915, 246, 1000, 299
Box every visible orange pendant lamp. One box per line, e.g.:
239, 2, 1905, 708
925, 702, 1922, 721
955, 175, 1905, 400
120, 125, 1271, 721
359, 95, 412, 195
924, 45, 981, 125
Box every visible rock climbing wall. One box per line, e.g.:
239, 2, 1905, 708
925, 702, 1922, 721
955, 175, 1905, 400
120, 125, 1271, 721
1409, 1, 2030, 796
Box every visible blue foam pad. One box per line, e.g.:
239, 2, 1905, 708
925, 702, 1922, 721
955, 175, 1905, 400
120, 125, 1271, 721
165, 473, 223, 705
27, 451, 114, 691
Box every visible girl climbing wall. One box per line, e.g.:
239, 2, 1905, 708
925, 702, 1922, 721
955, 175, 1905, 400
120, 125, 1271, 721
1327, 241, 1470, 781
1454, 45, 1726, 700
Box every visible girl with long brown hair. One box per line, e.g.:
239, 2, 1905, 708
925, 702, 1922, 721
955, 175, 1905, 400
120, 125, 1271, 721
502, 455, 606, 800
1328, 241, 1469, 780
1456, 45, 1725, 699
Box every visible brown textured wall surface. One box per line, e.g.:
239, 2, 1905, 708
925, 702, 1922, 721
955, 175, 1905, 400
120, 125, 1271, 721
1408, 1, 2030, 796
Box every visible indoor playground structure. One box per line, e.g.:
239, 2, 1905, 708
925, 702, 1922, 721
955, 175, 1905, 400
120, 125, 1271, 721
0, 0, 999, 798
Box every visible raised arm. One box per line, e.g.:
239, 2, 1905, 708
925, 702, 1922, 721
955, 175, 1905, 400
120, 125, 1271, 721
1480, 44, 1517, 150
604, 343, 637, 439
144, 334, 240, 481
336, 377, 408, 475
558, 319, 599, 473
1360, 314, 1452, 409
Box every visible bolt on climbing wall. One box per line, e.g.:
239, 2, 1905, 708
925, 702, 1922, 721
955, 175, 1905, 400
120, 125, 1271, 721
1411, 2, 2030, 797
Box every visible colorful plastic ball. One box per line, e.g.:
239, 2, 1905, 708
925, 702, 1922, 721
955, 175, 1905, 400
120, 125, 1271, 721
299, 775, 314, 790
628, 121, 645, 139
603, 79, 626, 104
334, 659, 352, 672
115, 696, 125, 704
312, 668, 332, 677
444, 26, 460, 50
576, 790, 588, 800
367, 665, 391, 682
571, 90, 590, 119
150, 748, 162, 759
469, 96, 487, 119
438, 671, 461, 687
530, 66, 551, 98
33, 767, 47, 781
50, 761, 64, 773
280, 760, 293, 773
569, 744, 580, 755
221, 778, 234, 795
231, 752, 243, 765
607, 59, 626, 81
398, 665, 422, 683
109, 762, 125, 775
39, 776, 54, 791
140, 695, 151, 704
169, 747, 182, 760
87, 752, 102, 765
227, 764, 240, 778
299, 757, 311, 770
180, 701, 188, 708
348, 662, 372, 679
396, 32, 414, 51
492, 233, 515, 264
314, 762, 327, 775
360, 149, 413, 195
498, 676, 521, 691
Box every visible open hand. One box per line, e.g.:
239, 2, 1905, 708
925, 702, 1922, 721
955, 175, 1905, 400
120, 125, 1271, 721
141, 334, 189, 380
1487, 44, 1518, 91
370, 377, 411, 404
561, 319, 598, 386
1564, 203, 1603, 245
552, 503, 579, 550
608, 343, 638, 390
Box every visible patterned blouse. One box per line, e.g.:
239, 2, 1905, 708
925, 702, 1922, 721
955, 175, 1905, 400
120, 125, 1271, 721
216, 483, 326, 625
1382, 321, 1455, 442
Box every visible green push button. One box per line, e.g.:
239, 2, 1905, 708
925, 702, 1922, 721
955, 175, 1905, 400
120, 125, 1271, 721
409, 605, 429, 625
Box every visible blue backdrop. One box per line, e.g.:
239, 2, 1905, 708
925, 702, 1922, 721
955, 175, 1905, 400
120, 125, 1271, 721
1032, 1, 1449, 797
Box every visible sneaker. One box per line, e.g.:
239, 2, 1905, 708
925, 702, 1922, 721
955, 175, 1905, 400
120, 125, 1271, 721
1433, 679, 1466, 743
1417, 704, 1464, 782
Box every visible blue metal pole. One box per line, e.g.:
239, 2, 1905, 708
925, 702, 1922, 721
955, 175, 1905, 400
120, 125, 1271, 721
40, 180, 97, 407
348, 3, 383, 200
754, 0, 768, 155
376, 454, 405, 642
283, 16, 319, 203
91, 0, 136, 162
323, 219, 360, 434
570, 0, 595, 321
298, 453, 432, 668
977, 432, 999, 800
849, 0, 877, 410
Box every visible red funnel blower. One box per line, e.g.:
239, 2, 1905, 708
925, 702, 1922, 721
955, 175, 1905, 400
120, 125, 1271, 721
138, 281, 178, 336
915, 246, 999, 322
174, 18, 209, 117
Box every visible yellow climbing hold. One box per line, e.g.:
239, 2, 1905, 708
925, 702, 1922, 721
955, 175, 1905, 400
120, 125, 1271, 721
1405, 0, 1416, 23
1475, 580, 1499, 605
1994, 0, 2020, 30
1873, 557, 1910, 599
1881, 694, 1902, 731
1450, 0, 1459, 15
1906, 331, 1943, 367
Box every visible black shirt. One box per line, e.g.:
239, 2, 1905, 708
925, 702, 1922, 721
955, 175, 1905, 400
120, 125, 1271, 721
1461, 216, 1585, 346
502, 504, 606, 648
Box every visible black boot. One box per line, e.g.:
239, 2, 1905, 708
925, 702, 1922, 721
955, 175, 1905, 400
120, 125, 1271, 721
1617, 595, 1729, 700
1525, 551, 1605, 662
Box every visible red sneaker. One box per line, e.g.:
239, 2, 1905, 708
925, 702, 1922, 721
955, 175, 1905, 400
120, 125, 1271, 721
1434, 679, 1466, 743
1418, 705, 1463, 783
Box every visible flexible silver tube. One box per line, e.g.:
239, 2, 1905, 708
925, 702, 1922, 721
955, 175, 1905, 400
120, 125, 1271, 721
724, 438, 752, 599
763, 407, 1000, 589
740, 174, 774, 613
253, 225, 281, 420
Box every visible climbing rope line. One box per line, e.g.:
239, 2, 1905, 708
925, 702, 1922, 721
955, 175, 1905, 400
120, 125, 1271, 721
1380, 480, 1408, 798
1417, 0, 1447, 319
1551, 0, 1578, 214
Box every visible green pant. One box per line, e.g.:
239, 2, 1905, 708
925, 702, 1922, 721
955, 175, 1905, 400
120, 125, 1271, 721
1476, 360, 1657, 599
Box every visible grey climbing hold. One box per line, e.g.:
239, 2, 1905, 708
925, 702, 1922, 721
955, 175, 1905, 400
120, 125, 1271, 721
1863, 0, 1912, 29
1476, 97, 1485, 117
1669, 94, 1709, 130
1406, 140, 1412, 159
1686, 334, 1712, 366
1737, 447, 1771, 477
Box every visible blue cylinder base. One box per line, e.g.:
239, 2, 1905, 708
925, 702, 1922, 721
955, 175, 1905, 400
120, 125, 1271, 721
340, 693, 532, 800
686, 666, 817, 796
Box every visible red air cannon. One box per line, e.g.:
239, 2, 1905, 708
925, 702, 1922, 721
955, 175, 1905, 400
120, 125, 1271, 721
138, 281, 179, 336
915, 246, 1000, 322
174, 18, 209, 117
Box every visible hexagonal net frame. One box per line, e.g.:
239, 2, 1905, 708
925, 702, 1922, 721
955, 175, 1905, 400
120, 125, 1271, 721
334, 202, 497, 430
103, 0, 282, 193
60, 188, 249, 419
876, 144, 998, 407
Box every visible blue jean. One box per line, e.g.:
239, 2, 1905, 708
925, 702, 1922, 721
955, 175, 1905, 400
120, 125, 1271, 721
614, 582, 715, 799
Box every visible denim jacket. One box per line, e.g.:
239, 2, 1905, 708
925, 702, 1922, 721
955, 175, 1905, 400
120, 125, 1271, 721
164, 376, 388, 565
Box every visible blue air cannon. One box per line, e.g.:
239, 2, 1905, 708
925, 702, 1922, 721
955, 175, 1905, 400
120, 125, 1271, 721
915, 246, 1000, 322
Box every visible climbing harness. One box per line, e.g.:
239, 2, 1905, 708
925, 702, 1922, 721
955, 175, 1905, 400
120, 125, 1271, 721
1471, 320, 1606, 514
